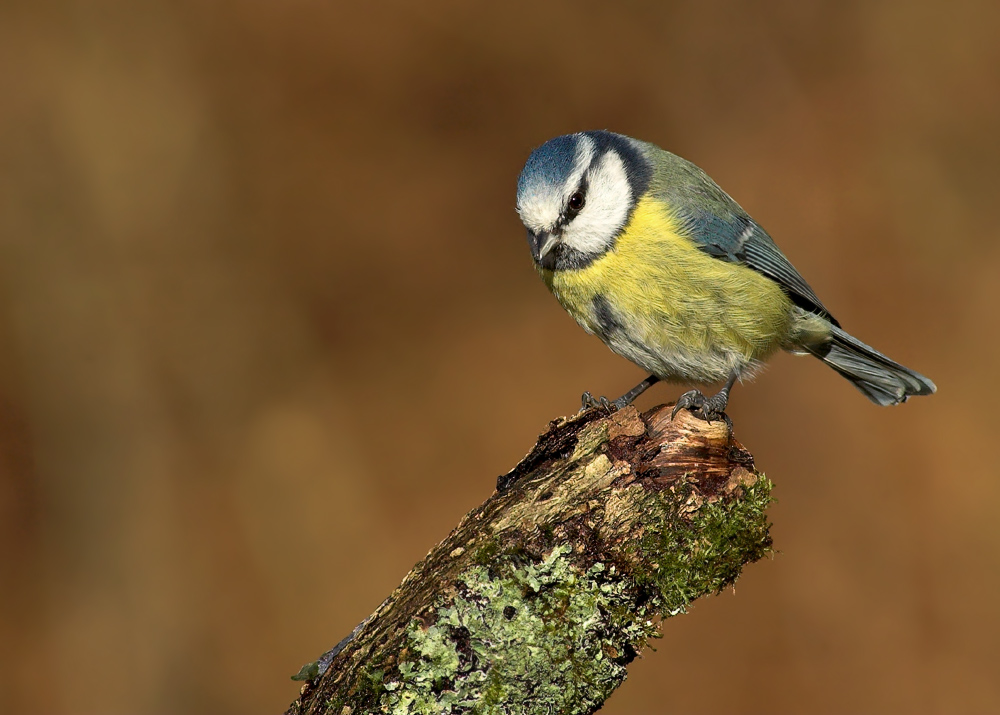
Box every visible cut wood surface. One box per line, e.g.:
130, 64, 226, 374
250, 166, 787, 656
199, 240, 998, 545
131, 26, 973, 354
285, 403, 773, 715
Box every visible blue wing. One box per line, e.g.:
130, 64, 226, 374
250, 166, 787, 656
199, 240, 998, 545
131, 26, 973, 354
649, 147, 839, 326
683, 210, 838, 326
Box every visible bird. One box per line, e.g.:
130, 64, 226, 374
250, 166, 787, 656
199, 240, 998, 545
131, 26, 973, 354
515, 130, 936, 421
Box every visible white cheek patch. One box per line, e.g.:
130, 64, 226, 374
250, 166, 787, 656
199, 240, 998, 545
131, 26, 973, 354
561, 150, 632, 255
517, 135, 597, 235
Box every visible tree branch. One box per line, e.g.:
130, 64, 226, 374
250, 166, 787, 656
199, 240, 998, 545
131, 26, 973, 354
285, 404, 773, 715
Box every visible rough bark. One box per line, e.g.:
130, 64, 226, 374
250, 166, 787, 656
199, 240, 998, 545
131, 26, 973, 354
285, 403, 773, 715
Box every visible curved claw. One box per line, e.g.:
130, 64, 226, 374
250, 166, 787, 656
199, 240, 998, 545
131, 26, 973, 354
671, 389, 706, 420
671, 389, 733, 430
580, 392, 616, 413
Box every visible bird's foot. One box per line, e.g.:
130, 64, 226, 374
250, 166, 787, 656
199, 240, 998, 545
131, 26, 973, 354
580, 391, 616, 413
671, 389, 733, 429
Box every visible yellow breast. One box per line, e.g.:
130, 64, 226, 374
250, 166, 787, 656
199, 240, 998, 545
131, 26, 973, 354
539, 197, 794, 383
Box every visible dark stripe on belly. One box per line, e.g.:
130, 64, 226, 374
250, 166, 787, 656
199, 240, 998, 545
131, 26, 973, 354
592, 294, 624, 339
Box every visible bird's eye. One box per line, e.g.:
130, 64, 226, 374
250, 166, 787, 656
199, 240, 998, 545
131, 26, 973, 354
567, 191, 586, 213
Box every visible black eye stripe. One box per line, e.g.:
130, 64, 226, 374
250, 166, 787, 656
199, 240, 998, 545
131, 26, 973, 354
563, 176, 589, 219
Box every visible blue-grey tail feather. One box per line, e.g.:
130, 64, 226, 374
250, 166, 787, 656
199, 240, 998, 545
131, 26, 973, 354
809, 326, 936, 406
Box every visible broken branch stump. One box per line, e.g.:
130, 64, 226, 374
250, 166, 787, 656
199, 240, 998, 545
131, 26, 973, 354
285, 403, 773, 715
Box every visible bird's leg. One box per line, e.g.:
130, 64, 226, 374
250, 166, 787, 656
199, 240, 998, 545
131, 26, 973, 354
671, 372, 739, 427
612, 374, 660, 409
580, 374, 660, 413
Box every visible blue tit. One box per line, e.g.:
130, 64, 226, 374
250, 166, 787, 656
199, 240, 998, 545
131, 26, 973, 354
515, 130, 936, 420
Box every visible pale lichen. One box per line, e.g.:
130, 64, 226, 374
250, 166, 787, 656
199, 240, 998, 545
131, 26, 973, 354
378, 544, 660, 714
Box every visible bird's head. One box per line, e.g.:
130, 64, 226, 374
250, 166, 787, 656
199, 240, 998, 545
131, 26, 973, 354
516, 130, 651, 271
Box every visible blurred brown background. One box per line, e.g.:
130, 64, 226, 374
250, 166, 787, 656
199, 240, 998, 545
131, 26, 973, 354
1, 1, 998, 713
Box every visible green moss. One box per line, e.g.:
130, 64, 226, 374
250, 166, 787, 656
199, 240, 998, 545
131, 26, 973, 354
322, 663, 390, 715
292, 661, 320, 682
637, 474, 774, 616
469, 539, 500, 568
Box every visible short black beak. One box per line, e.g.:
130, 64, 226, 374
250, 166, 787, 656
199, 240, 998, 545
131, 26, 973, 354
527, 230, 559, 267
